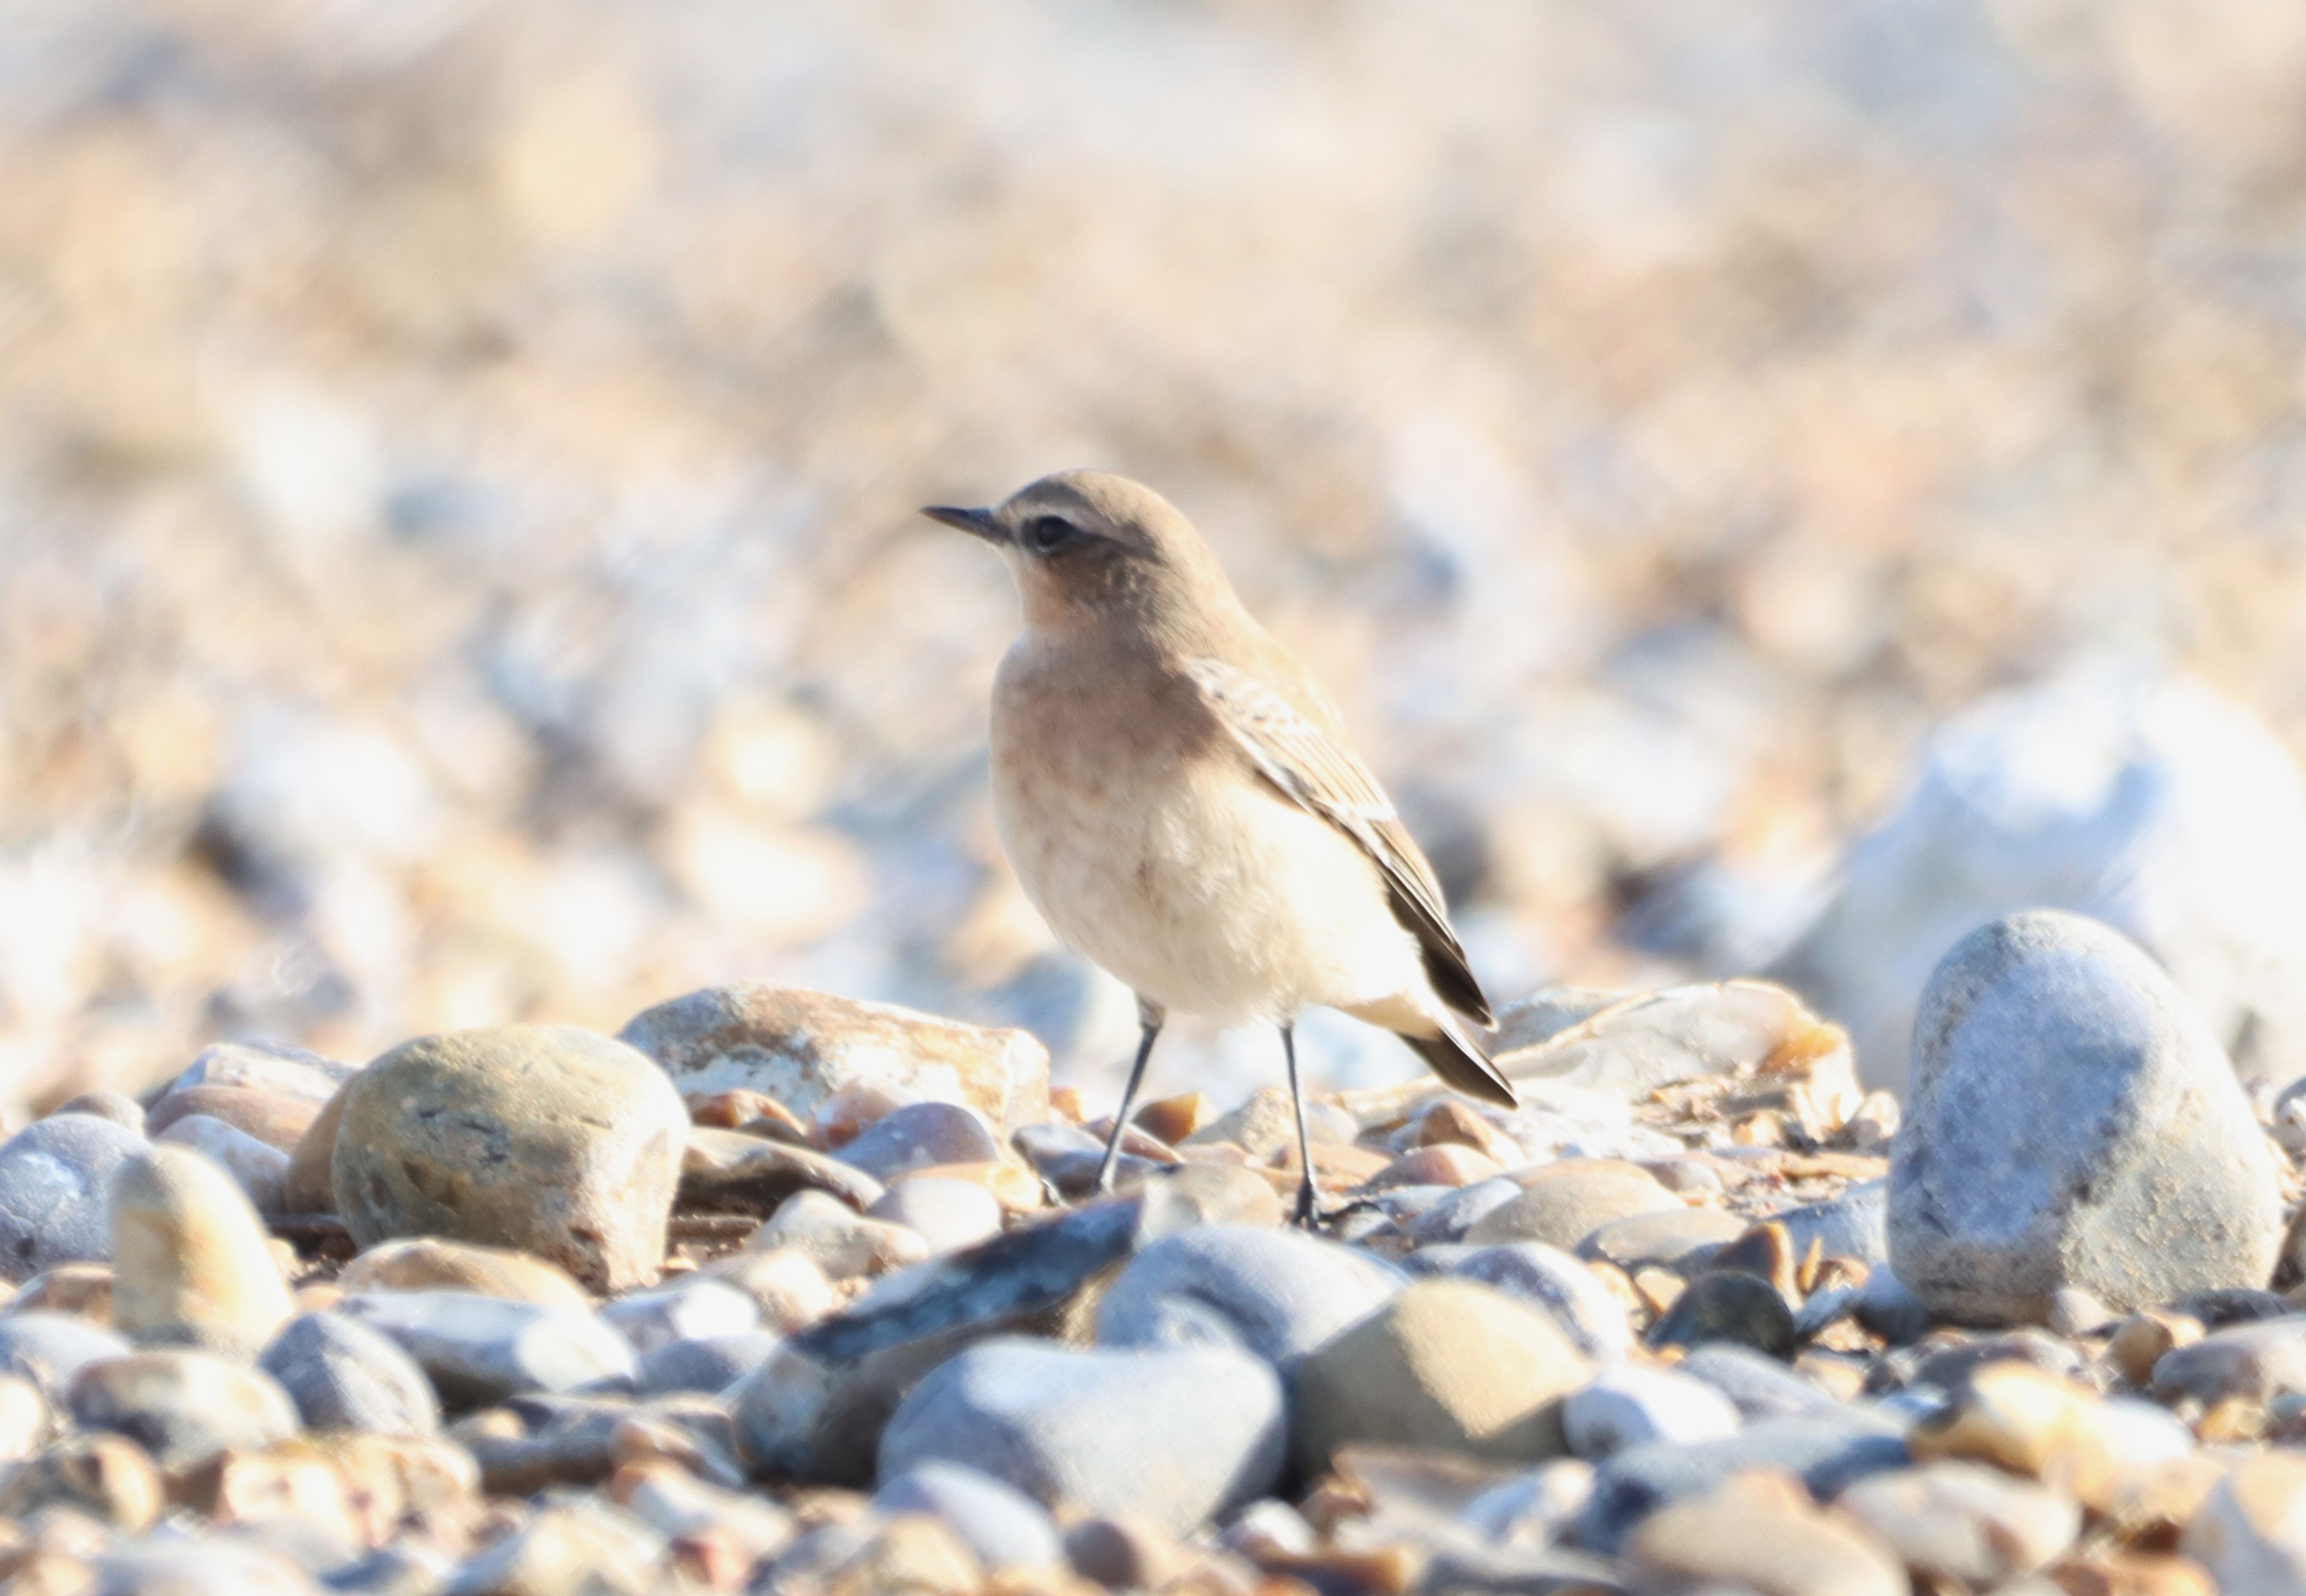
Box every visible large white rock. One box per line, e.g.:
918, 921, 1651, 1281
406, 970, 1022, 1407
1776, 670, 2306, 1093
1888, 910, 2284, 1325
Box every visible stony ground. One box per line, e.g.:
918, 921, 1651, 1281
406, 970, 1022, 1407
0, 905, 2300, 1593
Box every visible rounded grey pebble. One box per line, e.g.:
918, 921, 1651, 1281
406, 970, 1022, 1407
1675, 1343, 1838, 1421
878, 1336, 1286, 1532
598, 1278, 759, 1356
337, 1289, 635, 1409
1564, 1365, 1742, 1459
1647, 1269, 1796, 1358
835, 1101, 1001, 1182
1889, 911, 2284, 1325
874, 1460, 1063, 1571
635, 1331, 782, 1396
259, 1312, 440, 1436
1096, 1224, 1403, 1372
1577, 1207, 1747, 1274
0, 1115, 146, 1283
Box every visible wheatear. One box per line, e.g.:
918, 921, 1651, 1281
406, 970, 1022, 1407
925, 470, 1516, 1223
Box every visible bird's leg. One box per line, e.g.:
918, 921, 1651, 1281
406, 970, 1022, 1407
1094, 998, 1165, 1195
1282, 1022, 1327, 1229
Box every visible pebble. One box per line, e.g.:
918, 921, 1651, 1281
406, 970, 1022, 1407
1647, 1269, 1798, 1358
0, 1431, 163, 1531
1062, 1515, 1194, 1590
1889, 911, 2284, 1324
110, 1144, 295, 1357
1676, 1343, 1840, 1420
0, 1114, 145, 1282
146, 1086, 319, 1152
880, 1337, 1285, 1532
1409, 1099, 1523, 1164
1292, 1278, 1590, 1471
0, 1311, 132, 1397
68, 1349, 300, 1472
15, 1261, 114, 1323
1771, 1178, 1889, 1265
1898, 1326, 2087, 1393
1458, 1458, 1597, 1547
679, 1126, 885, 1215
1577, 1410, 1909, 1552
1405, 1176, 1524, 1244
1836, 1460, 2081, 1585
836, 1101, 1004, 1183
282, 1081, 349, 1216
1095, 1224, 1402, 1371
1562, 1363, 1741, 1458
867, 1177, 1004, 1252
1448, 1242, 1635, 1361
2152, 1316, 2306, 1406
332, 1025, 689, 1294
1183, 1086, 1355, 1159
154, 1115, 291, 1212
1856, 1263, 1933, 1344
597, 1278, 759, 1355
444, 1501, 665, 1596
750, 1188, 932, 1278
165, 1040, 353, 1106
260, 1312, 441, 1436
52, 1091, 146, 1130
1621, 1473, 1905, 1596
2179, 1451, 2306, 1595
616, 982, 1050, 1131
1577, 1206, 1747, 1274
1364, 1143, 1504, 1190
337, 1289, 636, 1407
1136, 1162, 1285, 1230
335, 1237, 592, 1312
1907, 1362, 2114, 1503
874, 1460, 1064, 1571
699, 1247, 837, 1331
1462, 1165, 1679, 1250
634, 1331, 781, 1395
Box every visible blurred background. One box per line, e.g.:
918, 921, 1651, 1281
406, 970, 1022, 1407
6, 0, 2306, 1112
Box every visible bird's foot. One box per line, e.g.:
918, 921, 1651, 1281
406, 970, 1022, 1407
1291, 1179, 1353, 1231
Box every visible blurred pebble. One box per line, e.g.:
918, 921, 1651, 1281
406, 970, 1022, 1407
750, 1189, 931, 1278
0, 1115, 146, 1282
866, 1177, 1004, 1252
110, 1144, 295, 1357
259, 1312, 440, 1436
1562, 1363, 1741, 1459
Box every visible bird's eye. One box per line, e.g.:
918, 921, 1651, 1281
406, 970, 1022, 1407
1019, 515, 1080, 555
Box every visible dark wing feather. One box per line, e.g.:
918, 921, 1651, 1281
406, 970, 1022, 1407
1184, 658, 1495, 1026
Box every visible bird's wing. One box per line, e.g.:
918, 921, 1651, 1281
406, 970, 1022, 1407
1183, 656, 1495, 1027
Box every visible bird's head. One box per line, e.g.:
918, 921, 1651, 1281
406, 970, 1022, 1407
922, 470, 1240, 643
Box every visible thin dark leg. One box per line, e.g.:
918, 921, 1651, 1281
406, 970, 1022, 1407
1284, 1022, 1323, 1227
1094, 1002, 1165, 1195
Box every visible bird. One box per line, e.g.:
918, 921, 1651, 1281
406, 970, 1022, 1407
924, 470, 1516, 1225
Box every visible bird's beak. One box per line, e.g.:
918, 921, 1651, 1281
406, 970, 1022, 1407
920, 504, 1004, 544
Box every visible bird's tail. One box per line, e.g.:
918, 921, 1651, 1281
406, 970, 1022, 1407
1400, 1015, 1517, 1109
